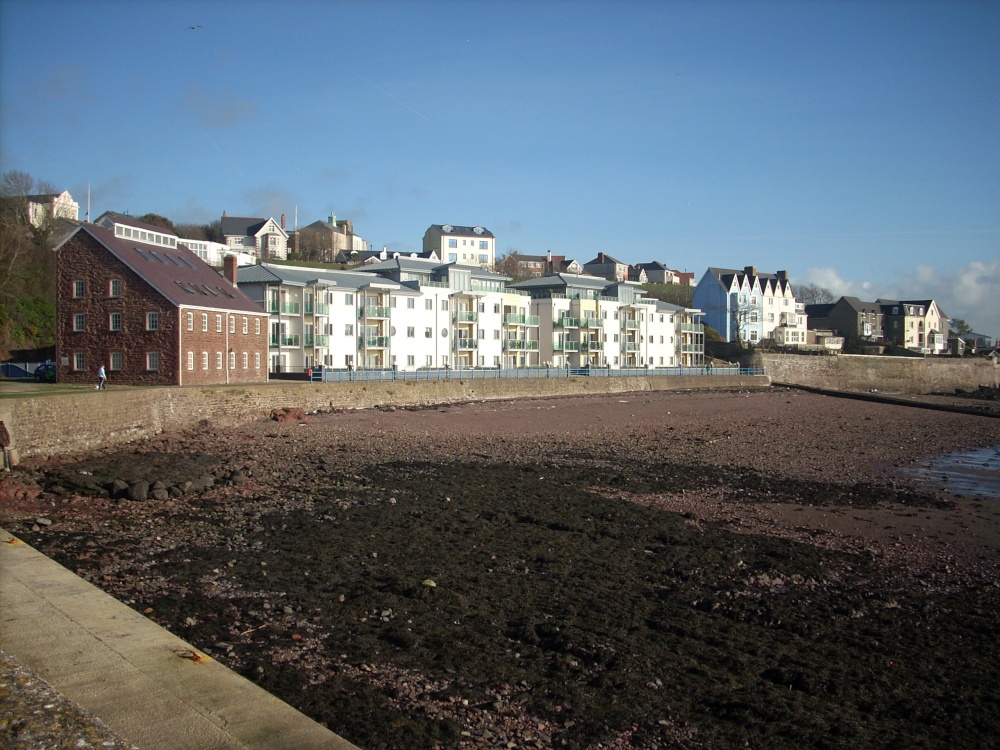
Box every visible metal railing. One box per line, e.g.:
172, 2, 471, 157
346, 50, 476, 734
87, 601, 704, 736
309, 365, 766, 383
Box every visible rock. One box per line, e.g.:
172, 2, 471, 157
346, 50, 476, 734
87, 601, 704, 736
150, 488, 170, 501
127, 481, 149, 501
109, 479, 130, 498
35, 517, 53, 526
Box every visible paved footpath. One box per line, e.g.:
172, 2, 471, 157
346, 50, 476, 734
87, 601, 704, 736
0, 527, 359, 749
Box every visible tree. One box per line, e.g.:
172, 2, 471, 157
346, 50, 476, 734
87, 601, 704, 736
796, 282, 835, 305
640, 283, 694, 307
137, 213, 177, 234
949, 318, 973, 335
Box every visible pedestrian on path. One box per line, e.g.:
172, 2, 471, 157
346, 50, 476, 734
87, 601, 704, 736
97, 365, 107, 390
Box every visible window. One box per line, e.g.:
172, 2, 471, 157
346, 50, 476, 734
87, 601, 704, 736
73, 352, 86, 371
425, 299, 433, 310
255, 352, 261, 369
109, 312, 122, 331
242, 352, 249, 369
479, 329, 485, 340
425, 327, 433, 338
345, 323, 354, 336
109, 279, 122, 297
187, 351, 194, 371
407, 326, 415, 338
73, 313, 85, 332
216, 352, 223, 370
201, 313, 208, 332
229, 352, 236, 369
73, 280, 85, 298
255, 318, 261, 335
242, 317, 248, 334
407, 355, 415, 366
202, 351, 209, 370
494, 304, 500, 313
147, 352, 160, 371
441, 300, 448, 311
494, 329, 500, 339
479, 241, 488, 250
229, 316, 236, 333
479, 255, 488, 264
216, 314, 222, 332
110, 352, 123, 371
345, 293, 354, 305
407, 298, 415, 309
146, 312, 159, 331
186, 312, 194, 331
449, 253, 458, 262
426, 355, 433, 366
448, 239, 458, 248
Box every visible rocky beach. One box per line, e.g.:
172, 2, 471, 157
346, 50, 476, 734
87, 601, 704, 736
3, 386, 1000, 749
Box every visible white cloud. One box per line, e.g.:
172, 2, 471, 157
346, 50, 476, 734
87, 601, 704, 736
802, 260, 1000, 338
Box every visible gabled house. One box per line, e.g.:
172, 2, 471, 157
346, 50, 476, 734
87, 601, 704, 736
55, 212, 269, 386
291, 214, 366, 263
1, 189, 80, 228
957, 332, 994, 353
806, 296, 884, 351
220, 213, 289, 261
635, 261, 678, 285
422, 224, 495, 269
583, 253, 630, 282
878, 299, 949, 355
693, 266, 798, 343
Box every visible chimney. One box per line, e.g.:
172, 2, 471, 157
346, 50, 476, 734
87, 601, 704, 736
223, 210, 227, 218
280, 213, 286, 230
776, 270, 787, 280
744, 265, 757, 276
223, 254, 238, 287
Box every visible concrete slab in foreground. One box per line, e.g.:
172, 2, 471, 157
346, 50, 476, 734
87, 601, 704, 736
0, 527, 359, 750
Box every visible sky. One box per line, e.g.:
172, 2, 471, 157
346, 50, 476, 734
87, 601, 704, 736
2, 0, 998, 337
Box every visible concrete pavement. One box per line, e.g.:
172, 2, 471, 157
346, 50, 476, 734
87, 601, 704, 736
0, 527, 359, 749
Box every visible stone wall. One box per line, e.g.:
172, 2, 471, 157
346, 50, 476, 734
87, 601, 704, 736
762, 353, 998, 393
0, 374, 769, 459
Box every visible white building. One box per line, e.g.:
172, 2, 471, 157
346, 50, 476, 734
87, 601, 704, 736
220, 214, 289, 261
422, 224, 496, 269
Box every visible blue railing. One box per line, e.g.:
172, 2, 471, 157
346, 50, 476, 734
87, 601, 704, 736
309, 366, 765, 383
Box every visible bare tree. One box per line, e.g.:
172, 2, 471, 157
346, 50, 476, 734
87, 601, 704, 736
796, 282, 835, 305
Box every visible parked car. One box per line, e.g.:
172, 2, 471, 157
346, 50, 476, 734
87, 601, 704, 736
34, 363, 56, 382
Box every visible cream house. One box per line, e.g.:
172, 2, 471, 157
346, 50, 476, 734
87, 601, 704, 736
423, 224, 496, 269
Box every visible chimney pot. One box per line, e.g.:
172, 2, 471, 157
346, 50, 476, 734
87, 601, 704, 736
281, 213, 286, 230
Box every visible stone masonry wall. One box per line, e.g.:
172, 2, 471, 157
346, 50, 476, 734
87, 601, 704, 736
1, 374, 767, 459
762, 353, 999, 393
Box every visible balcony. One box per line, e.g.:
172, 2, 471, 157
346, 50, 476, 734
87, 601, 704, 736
359, 306, 390, 319
455, 311, 479, 323
313, 303, 330, 315
269, 334, 301, 347
504, 339, 539, 351
680, 323, 704, 333
314, 335, 329, 346
623, 320, 640, 330
505, 313, 540, 326
579, 318, 603, 328
268, 301, 301, 315
580, 339, 603, 351
555, 316, 580, 328
454, 337, 479, 350
553, 340, 580, 351
358, 336, 390, 348
622, 342, 641, 352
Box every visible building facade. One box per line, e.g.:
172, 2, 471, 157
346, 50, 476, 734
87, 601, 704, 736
56, 213, 268, 386
422, 224, 496, 269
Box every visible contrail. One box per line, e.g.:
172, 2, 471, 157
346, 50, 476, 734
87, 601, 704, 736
366, 80, 430, 121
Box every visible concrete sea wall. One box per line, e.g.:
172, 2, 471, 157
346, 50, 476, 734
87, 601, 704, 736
1, 374, 767, 459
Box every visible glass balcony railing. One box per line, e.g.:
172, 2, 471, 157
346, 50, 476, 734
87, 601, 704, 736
314, 335, 328, 346
454, 338, 479, 350
580, 318, 603, 328
504, 340, 539, 351
312, 303, 330, 315
623, 342, 641, 351
269, 301, 300, 314
504, 314, 539, 326
623, 320, 640, 330
455, 311, 479, 322
580, 339, 603, 351
553, 340, 580, 351
358, 336, 390, 348
269, 334, 300, 347
555, 316, 579, 328
680, 323, 704, 333
359, 306, 390, 319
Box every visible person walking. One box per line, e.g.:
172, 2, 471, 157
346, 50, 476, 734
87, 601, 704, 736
97, 365, 107, 390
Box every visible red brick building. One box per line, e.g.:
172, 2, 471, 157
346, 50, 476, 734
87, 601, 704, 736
55, 213, 269, 386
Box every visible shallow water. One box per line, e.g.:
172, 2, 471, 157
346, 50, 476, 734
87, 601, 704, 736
903, 445, 1000, 499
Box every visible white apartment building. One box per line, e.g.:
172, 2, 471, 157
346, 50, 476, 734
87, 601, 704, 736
422, 224, 496, 269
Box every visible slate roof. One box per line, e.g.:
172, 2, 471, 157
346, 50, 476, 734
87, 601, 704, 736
358, 256, 507, 280
97, 211, 176, 235
509, 273, 616, 293
220, 216, 285, 238
426, 224, 494, 239
237, 264, 416, 294
58, 224, 264, 314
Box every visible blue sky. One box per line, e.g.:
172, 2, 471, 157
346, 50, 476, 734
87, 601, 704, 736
2, 0, 998, 336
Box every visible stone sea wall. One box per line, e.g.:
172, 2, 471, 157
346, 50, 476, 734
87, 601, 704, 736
1, 373, 767, 459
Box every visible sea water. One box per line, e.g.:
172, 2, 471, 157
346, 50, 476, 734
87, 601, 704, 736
903, 445, 1000, 499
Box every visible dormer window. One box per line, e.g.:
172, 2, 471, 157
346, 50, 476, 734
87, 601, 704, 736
473, 226, 484, 234
442, 225, 453, 233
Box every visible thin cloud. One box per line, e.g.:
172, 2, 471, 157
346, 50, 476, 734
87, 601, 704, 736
181, 82, 258, 127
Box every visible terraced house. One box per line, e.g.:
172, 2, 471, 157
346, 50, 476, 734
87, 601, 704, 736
55, 213, 268, 386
